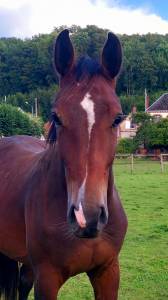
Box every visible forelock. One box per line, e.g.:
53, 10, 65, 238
74, 56, 102, 81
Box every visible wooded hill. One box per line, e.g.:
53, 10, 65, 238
0, 25, 168, 120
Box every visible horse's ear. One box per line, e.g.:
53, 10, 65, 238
101, 32, 122, 79
54, 29, 74, 77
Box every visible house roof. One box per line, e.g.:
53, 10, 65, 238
146, 93, 168, 112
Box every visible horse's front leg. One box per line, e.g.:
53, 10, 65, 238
87, 258, 120, 300
34, 263, 65, 300
19, 263, 34, 300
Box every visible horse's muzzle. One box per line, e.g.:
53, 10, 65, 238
68, 205, 108, 238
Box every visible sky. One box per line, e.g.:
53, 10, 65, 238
0, 0, 168, 38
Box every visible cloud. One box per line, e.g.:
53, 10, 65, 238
0, 4, 32, 38
0, 0, 168, 38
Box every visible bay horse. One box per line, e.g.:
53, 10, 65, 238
0, 29, 127, 300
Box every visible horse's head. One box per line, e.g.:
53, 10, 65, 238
48, 29, 123, 238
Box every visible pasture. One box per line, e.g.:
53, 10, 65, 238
29, 159, 168, 300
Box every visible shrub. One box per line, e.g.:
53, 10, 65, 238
134, 117, 168, 150
0, 104, 43, 137
117, 138, 137, 154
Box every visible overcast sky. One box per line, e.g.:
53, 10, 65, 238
0, 0, 168, 38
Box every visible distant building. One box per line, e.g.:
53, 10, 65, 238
118, 115, 137, 139
118, 92, 168, 140
118, 105, 137, 139
146, 93, 168, 119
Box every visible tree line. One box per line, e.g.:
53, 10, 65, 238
0, 25, 168, 120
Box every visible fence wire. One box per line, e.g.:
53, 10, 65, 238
114, 154, 168, 175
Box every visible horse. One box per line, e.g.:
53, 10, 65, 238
0, 29, 127, 300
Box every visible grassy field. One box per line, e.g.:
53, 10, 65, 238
29, 160, 168, 299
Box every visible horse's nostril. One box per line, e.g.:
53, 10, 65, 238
99, 206, 108, 224
68, 204, 107, 234
68, 204, 87, 228
68, 205, 76, 224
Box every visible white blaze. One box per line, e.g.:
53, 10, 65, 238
80, 93, 95, 140
78, 173, 87, 202
75, 172, 87, 228
74, 202, 86, 228
75, 93, 95, 228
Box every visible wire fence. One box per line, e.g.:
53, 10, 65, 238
1, 135, 168, 175
114, 154, 168, 175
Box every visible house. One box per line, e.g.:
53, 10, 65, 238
117, 105, 137, 139
146, 93, 168, 119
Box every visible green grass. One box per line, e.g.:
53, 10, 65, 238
115, 168, 168, 300
29, 161, 168, 299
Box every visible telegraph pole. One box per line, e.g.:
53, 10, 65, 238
32, 105, 34, 117
145, 88, 150, 111
35, 98, 38, 117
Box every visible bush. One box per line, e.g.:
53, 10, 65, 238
0, 104, 43, 137
134, 117, 168, 150
2, 84, 58, 122
117, 138, 137, 154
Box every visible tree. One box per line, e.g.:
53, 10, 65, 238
132, 112, 153, 124
134, 115, 168, 151
1, 26, 168, 117
0, 104, 43, 137
1, 84, 58, 122
117, 138, 137, 154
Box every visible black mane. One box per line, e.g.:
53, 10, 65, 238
74, 56, 102, 81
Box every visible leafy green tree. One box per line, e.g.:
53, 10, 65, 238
134, 117, 168, 150
0, 84, 58, 121
132, 112, 153, 124
1, 25, 168, 117
28, 84, 58, 121
0, 104, 43, 137
117, 138, 137, 154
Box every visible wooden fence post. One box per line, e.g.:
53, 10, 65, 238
160, 154, 164, 173
131, 154, 134, 174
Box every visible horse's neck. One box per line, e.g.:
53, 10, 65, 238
38, 145, 67, 202
106, 168, 127, 251
26, 145, 68, 227
107, 168, 114, 204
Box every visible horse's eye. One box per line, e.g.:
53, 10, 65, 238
52, 112, 62, 126
112, 114, 124, 128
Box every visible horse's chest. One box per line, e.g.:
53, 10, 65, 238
52, 237, 115, 276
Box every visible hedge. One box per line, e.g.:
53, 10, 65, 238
0, 104, 43, 137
